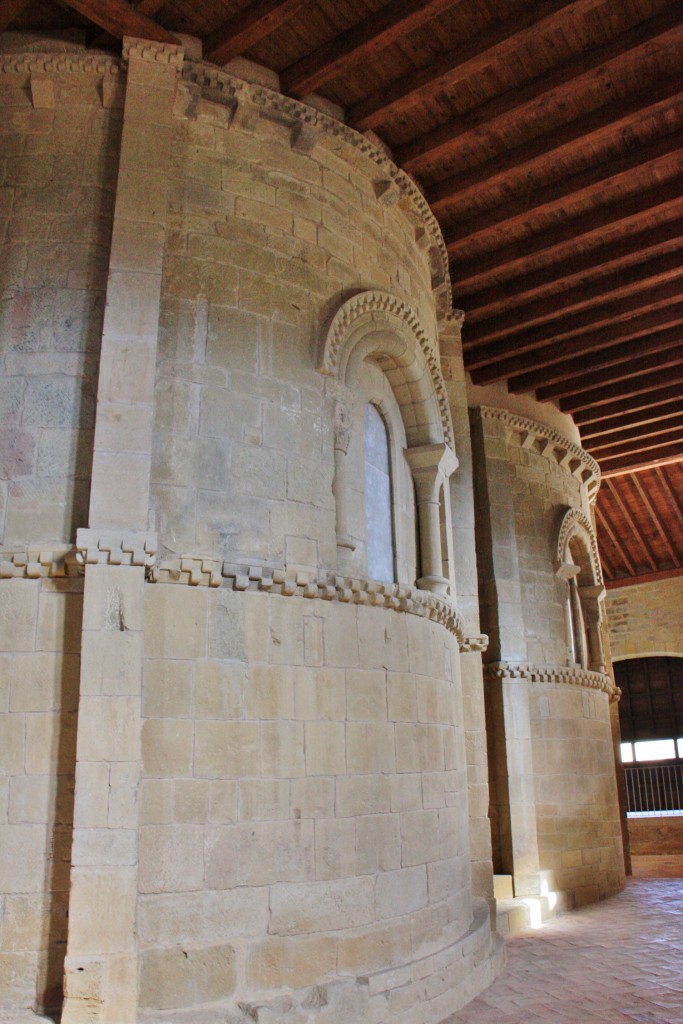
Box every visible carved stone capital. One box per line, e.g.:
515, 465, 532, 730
333, 399, 354, 454
76, 529, 157, 570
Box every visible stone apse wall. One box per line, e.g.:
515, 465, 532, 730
1, 34, 628, 1024
470, 398, 625, 907
0, 40, 504, 1024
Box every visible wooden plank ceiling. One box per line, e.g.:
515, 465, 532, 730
4, 0, 682, 587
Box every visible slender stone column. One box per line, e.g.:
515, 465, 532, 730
405, 443, 458, 596
61, 38, 183, 1024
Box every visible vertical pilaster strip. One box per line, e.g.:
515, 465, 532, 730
61, 39, 183, 1024
440, 312, 494, 902
470, 407, 540, 897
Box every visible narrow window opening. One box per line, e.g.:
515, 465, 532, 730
364, 404, 395, 582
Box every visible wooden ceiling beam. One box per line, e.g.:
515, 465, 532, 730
464, 278, 683, 373
631, 474, 681, 566
444, 132, 682, 247
585, 413, 683, 452
468, 304, 683, 384
281, 0, 453, 97
595, 505, 637, 577
655, 466, 683, 533
0, 0, 32, 32
508, 325, 683, 395
206, 0, 305, 67
348, 0, 630, 131
464, 219, 683, 323
605, 565, 683, 589
573, 386, 683, 426
467, 251, 683, 346
397, 7, 683, 173
56, 0, 179, 43
591, 432, 683, 462
581, 401, 683, 441
536, 344, 683, 402
450, 179, 683, 289
424, 77, 683, 213
134, 0, 168, 16
601, 448, 683, 478
604, 479, 659, 572
560, 364, 683, 414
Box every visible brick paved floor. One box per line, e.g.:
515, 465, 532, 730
446, 878, 683, 1024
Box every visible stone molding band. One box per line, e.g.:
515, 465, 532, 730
0, 544, 486, 651
480, 406, 601, 501
484, 661, 619, 700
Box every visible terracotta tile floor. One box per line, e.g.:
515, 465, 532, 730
446, 878, 683, 1024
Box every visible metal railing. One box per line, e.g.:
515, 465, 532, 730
624, 762, 683, 815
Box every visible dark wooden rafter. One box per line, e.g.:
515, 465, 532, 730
467, 251, 683, 346
134, 0, 168, 16
450, 179, 683, 289
509, 325, 683, 396
470, 304, 683, 385
562, 365, 683, 415
205, 0, 305, 67
536, 343, 683, 402
581, 401, 683, 440
465, 219, 683, 323
443, 131, 682, 246
604, 479, 658, 571
586, 414, 683, 453
348, 0, 624, 131
466, 278, 683, 373
601, 449, 683, 477
630, 474, 681, 566
605, 565, 683, 588
281, 0, 454, 97
595, 504, 637, 576
57, 0, 179, 43
589, 433, 683, 463
655, 467, 683, 533
397, 6, 683, 173
422, 77, 683, 214
573, 386, 683, 426
0, 0, 32, 32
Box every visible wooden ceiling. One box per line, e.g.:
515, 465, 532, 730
3, 0, 682, 588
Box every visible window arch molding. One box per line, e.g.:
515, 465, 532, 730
555, 507, 605, 672
319, 291, 458, 598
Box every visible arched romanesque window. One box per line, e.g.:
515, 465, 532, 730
320, 291, 458, 598
555, 508, 605, 673
364, 403, 396, 582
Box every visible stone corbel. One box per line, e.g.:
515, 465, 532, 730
405, 443, 458, 597
75, 528, 158, 572
290, 120, 319, 154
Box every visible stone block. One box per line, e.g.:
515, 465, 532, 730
139, 888, 271, 946
293, 666, 345, 721
346, 722, 396, 774
0, 580, 38, 652
139, 942, 237, 1010
337, 774, 391, 819
67, 867, 137, 954
206, 819, 314, 887
245, 664, 294, 720
375, 865, 428, 921
141, 718, 193, 778
269, 876, 375, 935
304, 721, 346, 776
194, 720, 259, 779
245, 934, 336, 991
142, 660, 193, 719
347, 669, 387, 721
77, 696, 139, 764
261, 721, 306, 778
239, 778, 290, 821
139, 825, 205, 893
145, 585, 208, 660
